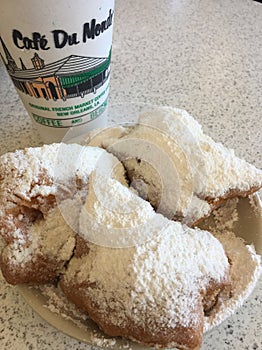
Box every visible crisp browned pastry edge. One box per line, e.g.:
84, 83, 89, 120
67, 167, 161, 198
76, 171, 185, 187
191, 185, 261, 227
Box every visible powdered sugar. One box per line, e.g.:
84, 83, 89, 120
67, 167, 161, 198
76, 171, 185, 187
0, 143, 124, 212
67, 176, 230, 337
79, 173, 168, 247
0, 144, 126, 269
5, 227, 39, 266
0, 144, 60, 206
104, 125, 194, 220
182, 195, 211, 225
28, 204, 76, 261
1, 203, 77, 269
0, 134, 261, 348
25, 195, 261, 350
139, 107, 262, 197
94, 107, 262, 224
39, 284, 89, 326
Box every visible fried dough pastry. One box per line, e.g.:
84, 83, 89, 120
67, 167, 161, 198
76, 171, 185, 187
60, 175, 231, 350
87, 107, 262, 225
0, 144, 126, 284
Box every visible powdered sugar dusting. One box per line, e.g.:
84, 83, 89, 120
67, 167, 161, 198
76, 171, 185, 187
104, 124, 194, 220
99, 107, 262, 225
0, 144, 61, 207
40, 285, 88, 324
67, 177, 229, 335
140, 107, 262, 197
4, 227, 39, 267
1, 201, 77, 270
0, 144, 126, 269
28, 284, 129, 349
26, 195, 261, 349
79, 173, 168, 247
182, 195, 211, 225
0, 143, 124, 212
0, 138, 261, 349
28, 204, 77, 261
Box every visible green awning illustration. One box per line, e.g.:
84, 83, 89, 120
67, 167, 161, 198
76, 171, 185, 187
6, 49, 112, 84
60, 51, 111, 88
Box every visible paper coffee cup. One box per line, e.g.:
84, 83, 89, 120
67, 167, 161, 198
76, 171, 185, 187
0, 0, 114, 143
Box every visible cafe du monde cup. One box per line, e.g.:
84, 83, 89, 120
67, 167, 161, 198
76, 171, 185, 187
0, 0, 114, 143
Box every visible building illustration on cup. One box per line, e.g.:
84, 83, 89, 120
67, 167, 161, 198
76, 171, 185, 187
0, 36, 111, 102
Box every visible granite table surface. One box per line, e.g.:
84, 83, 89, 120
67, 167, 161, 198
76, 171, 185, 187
0, 0, 261, 349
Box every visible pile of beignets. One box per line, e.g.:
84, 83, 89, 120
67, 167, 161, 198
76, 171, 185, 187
0, 108, 261, 350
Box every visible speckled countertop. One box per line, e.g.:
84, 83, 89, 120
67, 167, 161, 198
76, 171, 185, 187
0, 0, 261, 349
